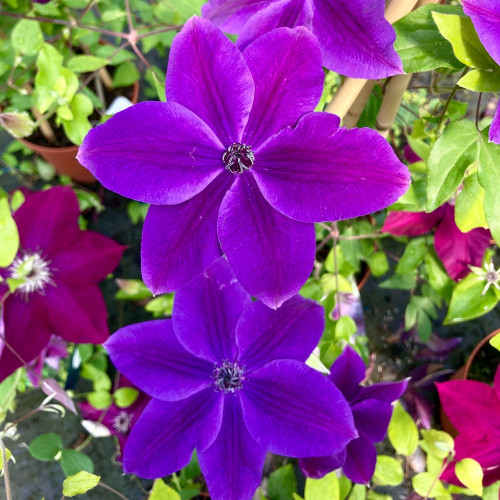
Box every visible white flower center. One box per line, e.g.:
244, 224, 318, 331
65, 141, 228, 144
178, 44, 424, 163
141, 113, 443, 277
9, 252, 54, 296
113, 411, 133, 434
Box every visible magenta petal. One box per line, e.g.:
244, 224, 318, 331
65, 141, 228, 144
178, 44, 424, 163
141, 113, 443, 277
351, 399, 393, 443
105, 320, 213, 401
77, 101, 224, 205
299, 449, 346, 479
123, 391, 223, 479
173, 257, 251, 363
328, 346, 366, 402
218, 174, 315, 309
490, 103, 500, 145
202, 0, 271, 32
141, 175, 232, 294
434, 204, 491, 281
14, 187, 79, 256
241, 26, 323, 148
382, 208, 444, 237
241, 360, 357, 457
253, 113, 410, 223
495, 365, 500, 401
312, 0, 402, 78
0, 295, 52, 381
343, 434, 377, 484
236, 295, 325, 370
199, 396, 266, 500
166, 17, 254, 145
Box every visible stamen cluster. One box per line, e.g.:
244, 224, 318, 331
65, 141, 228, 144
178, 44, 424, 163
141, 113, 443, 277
113, 411, 134, 434
222, 143, 255, 173
212, 360, 246, 393
9, 252, 54, 296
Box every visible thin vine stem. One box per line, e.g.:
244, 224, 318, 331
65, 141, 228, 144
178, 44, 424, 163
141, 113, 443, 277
437, 67, 469, 130
0, 438, 12, 500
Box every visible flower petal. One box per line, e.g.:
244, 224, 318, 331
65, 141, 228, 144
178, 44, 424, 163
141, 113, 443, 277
202, 0, 271, 32
490, 103, 500, 145
199, 396, 266, 500
253, 113, 410, 223
77, 101, 224, 205
166, 17, 254, 145
123, 390, 223, 478
382, 208, 445, 236
312, 0, 403, 78
342, 434, 377, 484
495, 365, 500, 401
236, 295, 325, 370
241, 25, 323, 148
328, 346, 366, 402
14, 187, 80, 256
218, 174, 315, 309
141, 175, 232, 294
352, 399, 393, 443
172, 257, 251, 363
241, 359, 357, 457
358, 379, 408, 404
299, 449, 346, 479
105, 319, 213, 401
434, 204, 491, 281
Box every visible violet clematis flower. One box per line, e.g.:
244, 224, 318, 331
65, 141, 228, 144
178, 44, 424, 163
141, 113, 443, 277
201, 0, 403, 79
437, 364, 500, 487
383, 203, 491, 281
299, 346, 408, 484
105, 257, 357, 500
78, 18, 410, 309
0, 187, 124, 382
462, 0, 500, 144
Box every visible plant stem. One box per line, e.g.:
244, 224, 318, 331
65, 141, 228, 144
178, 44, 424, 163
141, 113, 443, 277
2, 407, 42, 436
475, 92, 483, 132
98, 482, 128, 500
437, 67, 468, 130
332, 222, 342, 317
0, 438, 12, 500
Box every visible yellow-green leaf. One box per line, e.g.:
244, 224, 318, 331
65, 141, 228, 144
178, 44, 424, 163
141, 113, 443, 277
455, 458, 483, 496
62, 471, 100, 497
388, 402, 419, 457
149, 479, 181, 500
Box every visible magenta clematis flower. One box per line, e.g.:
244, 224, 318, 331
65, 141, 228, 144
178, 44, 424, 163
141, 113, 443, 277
201, 0, 403, 79
105, 257, 357, 500
299, 346, 408, 484
0, 187, 124, 382
27, 335, 69, 385
383, 203, 491, 281
78, 18, 409, 309
462, 0, 500, 144
437, 365, 500, 487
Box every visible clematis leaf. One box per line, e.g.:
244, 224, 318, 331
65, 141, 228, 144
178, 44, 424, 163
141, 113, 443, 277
490, 333, 500, 352
395, 237, 427, 274
60, 449, 94, 476
67, 55, 109, 73
454, 171, 488, 231
412, 472, 450, 498
421, 429, 454, 459
0, 447, 12, 470
0, 197, 19, 267
113, 387, 139, 408
149, 479, 181, 500
388, 402, 418, 457
29, 433, 63, 461
455, 458, 483, 496
372, 456, 404, 486
268, 464, 297, 500
457, 68, 500, 92
304, 471, 339, 500
61, 93, 93, 146
11, 20, 44, 55
62, 471, 100, 497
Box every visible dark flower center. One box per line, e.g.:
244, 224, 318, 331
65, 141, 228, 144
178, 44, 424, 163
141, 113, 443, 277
113, 411, 133, 434
8, 252, 54, 296
222, 143, 255, 173
212, 360, 246, 393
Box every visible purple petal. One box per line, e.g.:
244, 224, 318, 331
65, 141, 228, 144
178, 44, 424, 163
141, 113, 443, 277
166, 17, 254, 145
14, 187, 79, 256
202, 0, 270, 32
343, 434, 377, 484
241, 359, 357, 457
0, 295, 52, 381
382, 208, 445, 236
172, 257, 251, 363
489, 102, 500, 145
236, 295, 325, 370
141, 175, 232, 294
299, 449, 346, 479
328, 346, 366, 402
434, 204, 491, 281
351, 399, 393, 443
253, 113, 410, 223
51, 231, 124, 286
359, 379, 409, 404
199, 396, 266, 500
77, 101, 224, 205
123, 390, 223, 479
312, 0, 403, 78
462, 0, 500, 67
218, 174, 315, 309
105, 319, 213, 401
241, 26, 322, 148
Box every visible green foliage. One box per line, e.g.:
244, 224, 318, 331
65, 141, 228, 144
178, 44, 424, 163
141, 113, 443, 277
388, 402, 419, 457
11, 20, 44, 55
60, 449, 95, 476
113, 387, 139, 408
113, 61, 140, 88
372, 456, 404, 486
62, 471, 100, 497
29, 433, 63, 461
421, 430, 454, 459
412, 472, 450, 499
149, 479, 181, 500
0, 197, 19, 267
455, 458, 483, 496
304, 472, 339, 500
268, 464, 297, 500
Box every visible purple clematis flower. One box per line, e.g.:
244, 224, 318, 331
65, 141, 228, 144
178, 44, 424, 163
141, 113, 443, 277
0, 187, 124, 382
462, 0, 500, 144
383, 203, 491, 281
78, 18, 410, 309
105, 257, 357, 500
201, 0, 403, 79
300, 346, 408, 484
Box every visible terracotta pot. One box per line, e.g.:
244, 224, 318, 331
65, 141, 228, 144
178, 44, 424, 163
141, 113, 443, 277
21, 80, 139, 184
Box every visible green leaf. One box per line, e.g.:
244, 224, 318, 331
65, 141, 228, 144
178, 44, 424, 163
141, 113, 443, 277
380, 272, 417, 290
338, 476, 352, 500
35, 44, 64, 113
0, 447, 12, 470
87, 390, 112, 409
62, 471, 100, 497
349, 484, 366, 500
445, 273, 498, 324
60, 449, 94, 476
113, 387, 139, 408
388, 402, 419, 457
421, 429, 454, 459
412, 472, 449, 498
67, 55, 109, 73
113, 61, 140, 88
393, 5, 463, 73
424, 249, 453, 301
490, 333, 500, 352
477, 132, 500, 244
335, 316, 357, 341
29, 433, 63, 461
304, 472, 339, 500
116, 278, 153, 300
150, 70, 167, 102
149, 479, 181, 500
61, 93, 93, 146
396, 237, 428, 274
455, 458, 483, 496
145, 294, 174, 317
366, 252, 389, 277
268, 464, 297, 500
432, 12, 498, 69
426, 120, 478, 211
11, 20, 44, 55
0, 197, 19, 267
483, 482, 500, 500
454, 171, 487, 231
458, 69, 500, 92
372, 456, 404, 486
